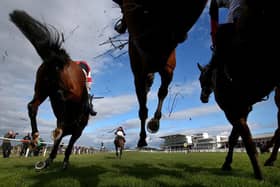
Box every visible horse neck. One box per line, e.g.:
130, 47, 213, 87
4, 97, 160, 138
203, 65, 216, 90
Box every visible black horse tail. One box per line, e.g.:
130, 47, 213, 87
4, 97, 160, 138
9, 10, 70, 66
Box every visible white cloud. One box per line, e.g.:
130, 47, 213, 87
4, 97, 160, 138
165, 104, 220, 120
93, 94, 138, 119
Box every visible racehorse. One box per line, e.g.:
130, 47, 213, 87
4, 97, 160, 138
122, 0, 208, 147
10, 10, 90, 169
197, 1, 278, 179
114, 135, 125, 159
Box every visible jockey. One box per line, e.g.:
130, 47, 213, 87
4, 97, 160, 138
75, 61, 97, 116
210, 0, 247, 48
206, 0, 247, 80
115, 126, 126, 142
112, 0, 127, 34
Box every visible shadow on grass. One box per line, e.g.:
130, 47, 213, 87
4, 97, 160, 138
172, 162, 254, 179
115, 162, 251, 179
104, 155, 117, 160
16, 162, 107, 187
13, 161, 205, 186
12, 156, 255, 186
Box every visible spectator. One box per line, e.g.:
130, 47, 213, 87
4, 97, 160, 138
2, 130, 18, 158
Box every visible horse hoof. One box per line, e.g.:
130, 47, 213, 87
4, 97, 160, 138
147, 119, 159, 133
264, 160, 274, 166
62, 161, 69, 170
260, 146, 269, 154
35, 161, 46, 171
255, 173, 263, 180
137, 140, 147, 148
221, 164, 232, 171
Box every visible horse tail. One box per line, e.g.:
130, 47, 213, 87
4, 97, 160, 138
9, 10, 70, 65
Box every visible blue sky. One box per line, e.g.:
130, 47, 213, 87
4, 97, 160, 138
0, 0, 277, 150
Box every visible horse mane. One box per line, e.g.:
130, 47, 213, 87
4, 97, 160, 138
9, 10, 70, 66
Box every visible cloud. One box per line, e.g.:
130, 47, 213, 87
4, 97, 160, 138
169, 80, 200, 96
165, 104, 220, 120
93, 94, 138, 119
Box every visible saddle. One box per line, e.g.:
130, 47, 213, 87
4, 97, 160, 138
115, 135, 126, 143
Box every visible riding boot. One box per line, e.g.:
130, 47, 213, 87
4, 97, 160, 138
88, 94, 97, 116
114, 16, 127, 34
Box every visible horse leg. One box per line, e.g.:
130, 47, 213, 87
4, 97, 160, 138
263, 87, 280, 166
128, 38, 148, 147
136, 78, 148, 147
27, 68, 48, 141
62, 132, 81, 169
260, 129, 280, 154
264, 137, 280, 166
120, 146, 123, 159
147, 50, 175, 133
236, 116, 263, 180
115, 145, 119, 158
44, 135, 63, 168
28, 94, 47, 143
222, 126, 239, 171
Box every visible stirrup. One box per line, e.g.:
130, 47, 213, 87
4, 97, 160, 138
114, 19, 126, 34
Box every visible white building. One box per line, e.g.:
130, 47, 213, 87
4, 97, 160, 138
160, 134, 192, 151
193, 134, 228, 150
160, 132, 274, 151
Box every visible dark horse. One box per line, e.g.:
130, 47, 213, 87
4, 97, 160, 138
260, 87, 280, 166
114, 136, 125, 159
197, 1, 279, 179
122, 0, 207, 147
10, 10, 90, 169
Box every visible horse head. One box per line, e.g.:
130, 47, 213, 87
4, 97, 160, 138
197, 63, 214, 103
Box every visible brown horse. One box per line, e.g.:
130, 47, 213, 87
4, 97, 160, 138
122, 0, 207, 147
114, 136, 125, 159
197, 1, 278, 179
10, 10, 90, 170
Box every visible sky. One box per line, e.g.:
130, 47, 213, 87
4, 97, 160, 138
0, 0, 278, 150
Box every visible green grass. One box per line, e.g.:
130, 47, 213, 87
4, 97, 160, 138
0, 151, 280, 187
